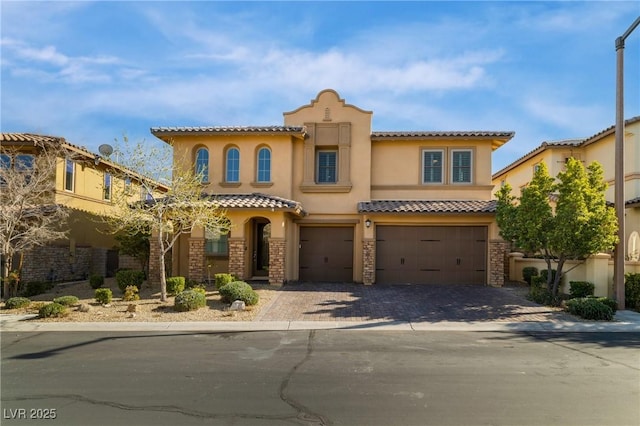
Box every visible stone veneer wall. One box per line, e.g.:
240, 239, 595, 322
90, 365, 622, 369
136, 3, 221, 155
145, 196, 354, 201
148, 236, 161, 288
362, 239, 375, 285
489, 240, 510, 287
268, 238, 285, 285
21, 245, 91, 283
188, 237, 205, 282
118, 255, 141, 271
228, 238, 246, 280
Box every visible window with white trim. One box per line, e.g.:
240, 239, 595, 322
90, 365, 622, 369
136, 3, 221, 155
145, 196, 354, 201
195, 148, 209, 183
257, 147, 271, 182
451, 150, 472, 183
103, 172, 112, 200
64, 158, 75, 192
316, 150, 337, 183
422, 150, 443, 184
225, 147, 240, 183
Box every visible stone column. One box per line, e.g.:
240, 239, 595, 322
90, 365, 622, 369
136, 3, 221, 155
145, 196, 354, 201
268, 238, 285, 286
188, 237, 205, 282
148, 234, 162, 289
362, 238, 375, 285
489, 240, 510, 287
228, 238, 246, 280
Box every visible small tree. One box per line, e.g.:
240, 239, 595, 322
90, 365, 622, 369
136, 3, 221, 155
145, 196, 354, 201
115, 227, 150, 274
496, 158, 618, 300
1, 141, 70, 297
105, 138, 230, 302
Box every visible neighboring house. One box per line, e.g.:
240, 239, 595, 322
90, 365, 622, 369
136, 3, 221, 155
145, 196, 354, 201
150, 89, 514, 286
492, 116, 640, 263
0, 133, 169, 283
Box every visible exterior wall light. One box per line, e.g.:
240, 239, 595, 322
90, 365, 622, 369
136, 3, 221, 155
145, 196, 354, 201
365, 219, 372, 228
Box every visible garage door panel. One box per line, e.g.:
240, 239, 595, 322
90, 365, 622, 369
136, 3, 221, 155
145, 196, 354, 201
376, 226, 486, 285
299, 227, 354, 282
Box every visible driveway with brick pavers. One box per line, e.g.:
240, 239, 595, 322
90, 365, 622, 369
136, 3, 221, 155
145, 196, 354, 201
256, 282, 577, 323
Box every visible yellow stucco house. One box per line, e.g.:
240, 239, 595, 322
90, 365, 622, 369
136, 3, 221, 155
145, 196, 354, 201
492, 116, 640, 264
0, 133, 169, 283
151, 89, 514, 287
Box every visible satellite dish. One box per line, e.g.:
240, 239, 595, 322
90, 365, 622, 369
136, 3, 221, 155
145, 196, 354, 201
98, 144, 114, 157
629, 231, 640, 262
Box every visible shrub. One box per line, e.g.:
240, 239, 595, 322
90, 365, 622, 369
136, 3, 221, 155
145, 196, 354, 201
594, 297, 618, 313
4, 297, 31, 309
39, 302, 68, 318
116, 270, 145, 293
185, 279, 202, 289
95, 288, 113, 304
174, 290, 206, 312
166, 276, 186, 295
569, 281, 595, 298
528, 283, 553, 305
522, 267, 539, 285
219, 281, 259, 306
214, 273, 235, 290
89, 274, 104, 289
53, 295, 79, 306
21, 281, 54, 297
123, 285, 140, 302
625, 273, 640, 310
566, 298, 613, 321
190, 286, 207, 297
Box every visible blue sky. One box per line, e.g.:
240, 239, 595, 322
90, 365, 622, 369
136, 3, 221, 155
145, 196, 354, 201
1, 1, 639, 173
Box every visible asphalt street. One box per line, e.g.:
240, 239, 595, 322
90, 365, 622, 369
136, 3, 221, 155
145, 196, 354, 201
1, 330, 639, 426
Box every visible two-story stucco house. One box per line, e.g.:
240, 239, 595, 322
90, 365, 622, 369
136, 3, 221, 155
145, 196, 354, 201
492, 116, 640, 263
151, 89, 514, 287
0, 133, 169, 283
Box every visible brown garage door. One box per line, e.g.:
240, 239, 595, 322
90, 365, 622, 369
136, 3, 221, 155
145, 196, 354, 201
376, 226, 487, 285
299, 227, 354, 282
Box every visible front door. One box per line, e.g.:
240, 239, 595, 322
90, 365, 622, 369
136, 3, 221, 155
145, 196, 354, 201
252, 219, 271, 277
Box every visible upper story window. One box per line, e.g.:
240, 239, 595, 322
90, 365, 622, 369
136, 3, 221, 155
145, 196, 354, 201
317, 150, 337, 183
64, 158, 75, 192
124, 177, 132, 195
195, 147, 209, 183
225, 147, 240, 183
257, 147, 271, 183
422, 150, 443, 184
103, 172, 112, 201
15, 154, 34, 184
451, 150, 472, 183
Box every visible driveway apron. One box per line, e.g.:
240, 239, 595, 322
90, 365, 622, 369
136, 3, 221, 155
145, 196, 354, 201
256, 283, 576, 323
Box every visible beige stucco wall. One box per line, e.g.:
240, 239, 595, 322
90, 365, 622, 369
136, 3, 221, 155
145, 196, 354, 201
285, 89, 373, 214
171, 134, 296, 200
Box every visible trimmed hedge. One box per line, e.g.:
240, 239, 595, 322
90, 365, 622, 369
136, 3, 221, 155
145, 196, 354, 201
89, 274, 104, 289
219, 281, 259, 306
116, 270, 145, 293
123, 285, 140, 302
522, 267, 538, 285
174, 290, 206, 312
53, 295, 79, 306
4, 297, 31, 309
569, 281, 595, 298
95, 288, 113, 304
214, 273, 235, 290
39, 302, 68, 318
566, 298, 614, 321
166, 277, 186, 295
625, 273, 640, 310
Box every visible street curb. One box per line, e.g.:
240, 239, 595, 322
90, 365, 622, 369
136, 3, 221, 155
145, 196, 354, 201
2, 316, 639, 333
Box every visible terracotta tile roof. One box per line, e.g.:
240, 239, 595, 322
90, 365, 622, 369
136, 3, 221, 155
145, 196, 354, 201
151, 126, 306, 137
204, 193, 306, 215
357, 199, 497, 214
0, 133, 63, 145
627, 197, 640, 207
371, 130, 514, 139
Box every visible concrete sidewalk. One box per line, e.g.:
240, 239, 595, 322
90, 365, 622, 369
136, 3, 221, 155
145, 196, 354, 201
2, 310, 640, 333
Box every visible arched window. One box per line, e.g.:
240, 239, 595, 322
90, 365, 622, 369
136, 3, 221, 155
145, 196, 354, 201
195, 148, 209, 182
257, 147, 271, 183
226, 147, 240, 182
